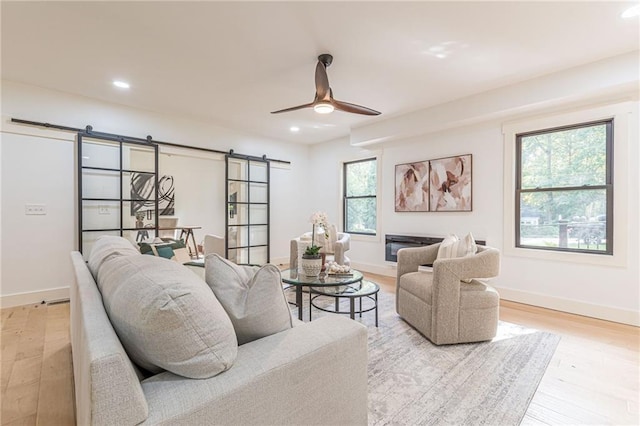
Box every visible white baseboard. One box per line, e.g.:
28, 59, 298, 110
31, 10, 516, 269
0, 287, 70, 309
348, 261, 639, 327
494, 286, 640, 327
350, 261, 397, 278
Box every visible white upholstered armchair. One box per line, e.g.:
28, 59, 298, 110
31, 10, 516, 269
396, 243, 501, 345
203, 234, 225, 257
289, 227, 350, 272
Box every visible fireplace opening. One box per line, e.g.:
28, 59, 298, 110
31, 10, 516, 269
385, 234, 486, 262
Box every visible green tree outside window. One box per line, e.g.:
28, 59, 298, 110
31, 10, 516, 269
344, 158, 377, 235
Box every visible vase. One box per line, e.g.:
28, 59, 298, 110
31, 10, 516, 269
301, 256, 322, 277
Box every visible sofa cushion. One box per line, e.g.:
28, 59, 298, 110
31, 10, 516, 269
88, 235, 140, 278
205, 254, 293, 345
398, 271, 433, 303
97, 254, 238, 378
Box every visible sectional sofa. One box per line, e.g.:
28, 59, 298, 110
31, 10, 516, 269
70, 237, 368, 425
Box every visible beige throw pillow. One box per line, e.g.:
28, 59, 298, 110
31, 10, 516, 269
205, 254, 293, 345
88, 235, 140, 278
97, 254, 238, 378
437, 233, 477, 259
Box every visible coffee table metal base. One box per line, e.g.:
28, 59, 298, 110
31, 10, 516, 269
280, 269, 365, 321
310, 281, 379, 327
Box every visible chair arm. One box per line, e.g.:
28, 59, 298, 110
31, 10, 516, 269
289, 238, 300, 270
430, 247, 501, 344
333, 233, 350, 265
396, 243, 440, 280
430, 265, 463, 344
434, 247, 501, 281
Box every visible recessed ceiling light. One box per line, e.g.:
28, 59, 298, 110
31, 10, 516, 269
290, 126, 300, 132
113, 80, 130, 89
621, 4, 640, 18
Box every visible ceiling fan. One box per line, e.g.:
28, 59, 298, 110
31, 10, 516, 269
271, 54, 381, 116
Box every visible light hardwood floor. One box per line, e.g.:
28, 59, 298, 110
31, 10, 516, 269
1, 272, 638, 425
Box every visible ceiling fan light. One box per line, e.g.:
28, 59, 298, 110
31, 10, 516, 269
621, 4, 640, 18
113, 80, 130, 89
314, 102, 334, 114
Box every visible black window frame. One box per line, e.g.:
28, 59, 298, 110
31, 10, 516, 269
515, 119, 613, 255
343, 157, 377, 236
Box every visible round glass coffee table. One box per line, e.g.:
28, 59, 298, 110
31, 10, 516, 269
281, 269, 363, 321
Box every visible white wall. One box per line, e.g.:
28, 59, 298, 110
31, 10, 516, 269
310, 54, 640, 326
0, 81, 310, 306
0, 131, 76, 304
2, 51, 638, 325
309, 124, 505, 271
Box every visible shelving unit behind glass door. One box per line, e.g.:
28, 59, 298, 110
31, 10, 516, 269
78, 134, 158, 259
226, 155, 270, 265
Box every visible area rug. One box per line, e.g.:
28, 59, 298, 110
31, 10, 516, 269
285, 287, 561, 426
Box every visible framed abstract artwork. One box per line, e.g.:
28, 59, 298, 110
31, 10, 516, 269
429, 154, 472, 212
130, 173, 175, 216
395, 161, 430, 212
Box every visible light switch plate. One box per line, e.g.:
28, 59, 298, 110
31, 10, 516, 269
98, 206, 110, 215
25, 204, 46, 215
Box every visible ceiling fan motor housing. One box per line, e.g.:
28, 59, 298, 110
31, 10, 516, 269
318, 53, 333, 67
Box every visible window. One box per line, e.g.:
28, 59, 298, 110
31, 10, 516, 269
343, 158, 377, 235
516, 120, 613, 254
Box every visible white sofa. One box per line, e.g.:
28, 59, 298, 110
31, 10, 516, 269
70, 242, 368, 425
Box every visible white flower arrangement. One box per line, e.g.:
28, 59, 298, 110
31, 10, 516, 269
306, 211, 330, 256
310, 211, 328, 226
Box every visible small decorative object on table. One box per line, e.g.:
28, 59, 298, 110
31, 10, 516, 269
301, 245, 323, 277
326, 261, 353, 276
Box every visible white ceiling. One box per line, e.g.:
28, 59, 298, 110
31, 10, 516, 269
2, 1, 638, 144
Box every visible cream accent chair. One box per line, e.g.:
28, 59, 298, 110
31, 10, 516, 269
289, 227, 350, 272
396, 244, 501, 345
204, 234, 239, 263
158, 217, 179, 239
203, 234, 225, 257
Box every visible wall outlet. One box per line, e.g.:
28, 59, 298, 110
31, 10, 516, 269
98, 206, 110, 215
25, 204, 46, 215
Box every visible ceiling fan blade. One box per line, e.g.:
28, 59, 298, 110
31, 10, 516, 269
315, 61, 330, 100
331, 99, 381, 116
270, 102, 315, 114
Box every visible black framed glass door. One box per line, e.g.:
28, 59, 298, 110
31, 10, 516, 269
225, 154, 269, 265
78, 133, 158, 258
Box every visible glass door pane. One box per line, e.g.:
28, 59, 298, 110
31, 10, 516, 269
82, 169, 120, 199
82, 138, 119, 169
